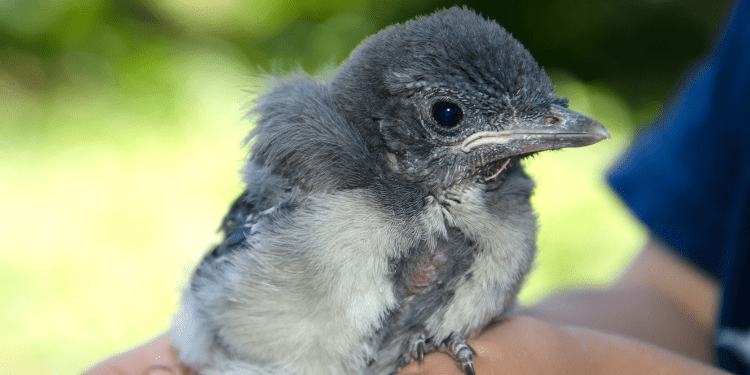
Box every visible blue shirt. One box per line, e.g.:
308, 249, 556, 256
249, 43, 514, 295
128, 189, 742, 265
608, 0, 750, 372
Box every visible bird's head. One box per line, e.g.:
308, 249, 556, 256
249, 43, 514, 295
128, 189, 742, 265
331, 7, 609, 193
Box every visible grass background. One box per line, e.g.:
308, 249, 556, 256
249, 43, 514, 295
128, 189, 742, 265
0, 0, 731, 373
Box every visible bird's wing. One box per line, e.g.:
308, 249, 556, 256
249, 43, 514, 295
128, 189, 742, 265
174, 179, 425, 374
171, 163, 294, 369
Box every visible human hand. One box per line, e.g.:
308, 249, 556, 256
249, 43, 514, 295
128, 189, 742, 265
81, 333, 197, 375
396, 316, 586, 375
83, 321, 557, 375
83, 319, 566, 375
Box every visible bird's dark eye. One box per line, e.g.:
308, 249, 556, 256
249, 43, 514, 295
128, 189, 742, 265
432, 102, 463, 128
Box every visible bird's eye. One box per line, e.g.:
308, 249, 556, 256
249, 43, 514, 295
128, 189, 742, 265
432, 102, 463, 128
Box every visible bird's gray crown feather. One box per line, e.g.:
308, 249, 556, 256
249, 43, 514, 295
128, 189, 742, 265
332, 6, 564, 121
248, 7, 605, 196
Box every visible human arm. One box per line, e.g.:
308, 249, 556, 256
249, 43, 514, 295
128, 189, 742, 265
526, 238, 720, 362
397, 315, 728, 375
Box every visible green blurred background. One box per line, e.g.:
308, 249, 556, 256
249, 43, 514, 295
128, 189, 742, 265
0, 0, 732, 373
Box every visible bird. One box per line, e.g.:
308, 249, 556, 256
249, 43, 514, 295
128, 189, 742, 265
170, 6, 609, 375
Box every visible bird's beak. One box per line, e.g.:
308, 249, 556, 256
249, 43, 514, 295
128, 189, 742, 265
459, 104, 610, 156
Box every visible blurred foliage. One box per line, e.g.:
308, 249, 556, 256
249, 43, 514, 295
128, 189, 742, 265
0, 0, 731, 374
1, 0, 731, 125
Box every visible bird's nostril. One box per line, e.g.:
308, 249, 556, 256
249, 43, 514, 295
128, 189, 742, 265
545, 116, 560, 125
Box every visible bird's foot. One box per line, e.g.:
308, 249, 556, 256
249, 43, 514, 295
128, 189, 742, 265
439, 335, 476, 375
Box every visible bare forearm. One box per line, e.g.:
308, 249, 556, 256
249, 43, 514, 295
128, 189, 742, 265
525, 287, 714, 362
562, 323, 727, 375
524, 239, 719, 363
398, 317, 728, 375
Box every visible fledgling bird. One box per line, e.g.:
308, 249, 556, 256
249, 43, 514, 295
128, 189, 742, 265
171, 7, 609, 375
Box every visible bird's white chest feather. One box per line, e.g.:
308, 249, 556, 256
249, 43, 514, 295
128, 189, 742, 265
423, 185, 536, 340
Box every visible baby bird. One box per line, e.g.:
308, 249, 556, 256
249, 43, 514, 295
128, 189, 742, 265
171, 7, 609, 375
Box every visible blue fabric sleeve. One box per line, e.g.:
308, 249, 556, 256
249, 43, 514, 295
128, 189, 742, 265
607, 0, 750, 280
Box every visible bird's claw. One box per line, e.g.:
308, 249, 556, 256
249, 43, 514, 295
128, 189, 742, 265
416, 340, 425, 363
462, 362, 476, 375
442, 336, 476, 375
410, 333, 427, 364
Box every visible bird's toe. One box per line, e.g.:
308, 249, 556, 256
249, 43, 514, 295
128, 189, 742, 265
409, 332, 428, 364
441, 335, 476, 375
462, 362, 476, 375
